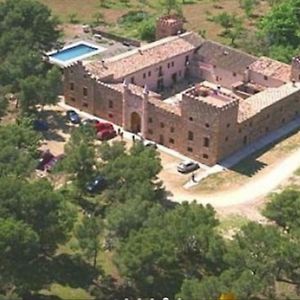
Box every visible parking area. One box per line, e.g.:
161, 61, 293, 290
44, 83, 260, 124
39, 104, 200, 192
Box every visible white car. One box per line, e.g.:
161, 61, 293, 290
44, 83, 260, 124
177, 160, 199, 173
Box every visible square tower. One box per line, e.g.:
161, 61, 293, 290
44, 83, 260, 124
155, 15, 184, 40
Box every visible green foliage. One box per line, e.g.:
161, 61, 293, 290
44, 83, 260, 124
75, 215, 103, 268
19, 67, 61, 113
0, 177, 75, 255
116, 202, 224, 297
118, 10, 150, 25
0, 0, 61, 112
0, 95, 8, 118
68, 12, 80, 24
0, 121, 41, 176
139, 18, 156, 42
60, 126, 97, 192
159, 0, 182, 14
257, 0, 300, 62
240, 0, 258, 17
263, 189, 300, 232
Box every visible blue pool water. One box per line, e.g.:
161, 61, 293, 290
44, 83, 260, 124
50, 44, 99, 62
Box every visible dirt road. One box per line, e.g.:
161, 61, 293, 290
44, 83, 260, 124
167, 147, 300, 219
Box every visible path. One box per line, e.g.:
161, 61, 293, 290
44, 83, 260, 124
169, 146, 300, 209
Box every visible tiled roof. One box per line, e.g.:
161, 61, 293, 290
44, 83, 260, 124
84, 32, 201, 80
196, 40, 257, 74
238, 82, 300, 122
248, 56, 291, 82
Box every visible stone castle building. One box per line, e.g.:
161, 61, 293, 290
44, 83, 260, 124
64, 16, 300, 166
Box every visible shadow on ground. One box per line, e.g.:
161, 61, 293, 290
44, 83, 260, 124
228, 128, 300, 177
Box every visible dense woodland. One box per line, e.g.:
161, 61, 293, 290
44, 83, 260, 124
1, 0, 300, 299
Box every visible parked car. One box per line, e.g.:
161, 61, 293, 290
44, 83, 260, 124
144, 140, 157, 149
66, 110, 81, 124
82, 118, 100, 127
95, 122, 114, 133
33, 119, 49, 131
97, 129, 117, 141
86, 175, 106, 193
177, 160, 200, 173
44, 154, 64, 172
36, 150, 54, 170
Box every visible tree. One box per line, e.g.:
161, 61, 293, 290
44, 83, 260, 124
0, 121, 41, 176
139, 19, 156, 42
0, 177, 75, 255
240, 0, 258, 18
116, 202, 225, 298
75, 215, 103, 268
160, 0, 181, 14
259, 0, 300, 47
0, 94, 8, 119
19, 67, 61, 113
60, 126, 97, 193
263, 189, 300, 232
0, 218, 39, 296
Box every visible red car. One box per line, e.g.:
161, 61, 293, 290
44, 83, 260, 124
97, 129, 117, 141
95, 122, 114, 133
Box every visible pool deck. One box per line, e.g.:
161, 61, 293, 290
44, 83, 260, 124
47, 37, 137, 68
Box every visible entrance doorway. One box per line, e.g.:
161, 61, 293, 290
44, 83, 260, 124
130, 112, 141, 133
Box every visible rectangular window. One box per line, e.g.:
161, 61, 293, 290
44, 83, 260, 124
170, 127, 174, 133
167, 63, 170, 69
143, 73, 146, 79
233, 72, 236, 77
148, 129, 153, 134
169, 138, 174, 144
148, 117, 153, 123
264, 75, 268, 80
109, 100, 113, 108
185, 55, 189, 63
160, 122, 165, 128
70, 82, 74, 91
83, 87, 88, 96
131, 77, 135, 84
203, 154, 208, 159
187, 147, 193, 152
188, 131, 194, 141
203, 137, 210, 147
83, 102, 88, 108
148, 71, 151, 77
171, 61, 174, 67
71, 97, 75, 102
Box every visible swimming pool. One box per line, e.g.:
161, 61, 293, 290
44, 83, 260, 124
47, 41, 105, 67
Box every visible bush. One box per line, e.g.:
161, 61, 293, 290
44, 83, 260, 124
139, 19, 156, 42
118, 10, 150, 25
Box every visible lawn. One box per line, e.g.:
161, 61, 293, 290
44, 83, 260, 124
38, 0, 270, 43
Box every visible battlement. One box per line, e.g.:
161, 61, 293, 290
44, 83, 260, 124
183, 83, 240, 112
155, 15, 184, 40
291, 56, 300, 81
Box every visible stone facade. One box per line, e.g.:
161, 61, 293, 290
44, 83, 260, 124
63, 24, 300, 166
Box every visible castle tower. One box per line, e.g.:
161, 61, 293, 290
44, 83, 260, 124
291, 56, 300, 82
155, 15, 184, 40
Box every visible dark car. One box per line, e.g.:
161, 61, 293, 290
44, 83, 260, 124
86, 176, 106, 193
33, 119, 49, 131
97, 129, 117, 141
37, 150, 54, 170
44, 154, 64, 172
177, 160, 200, 173
66, 110, 81, 124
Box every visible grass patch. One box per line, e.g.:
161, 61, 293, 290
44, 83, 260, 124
41, 284, 94, 300
217, 214, 249, 238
